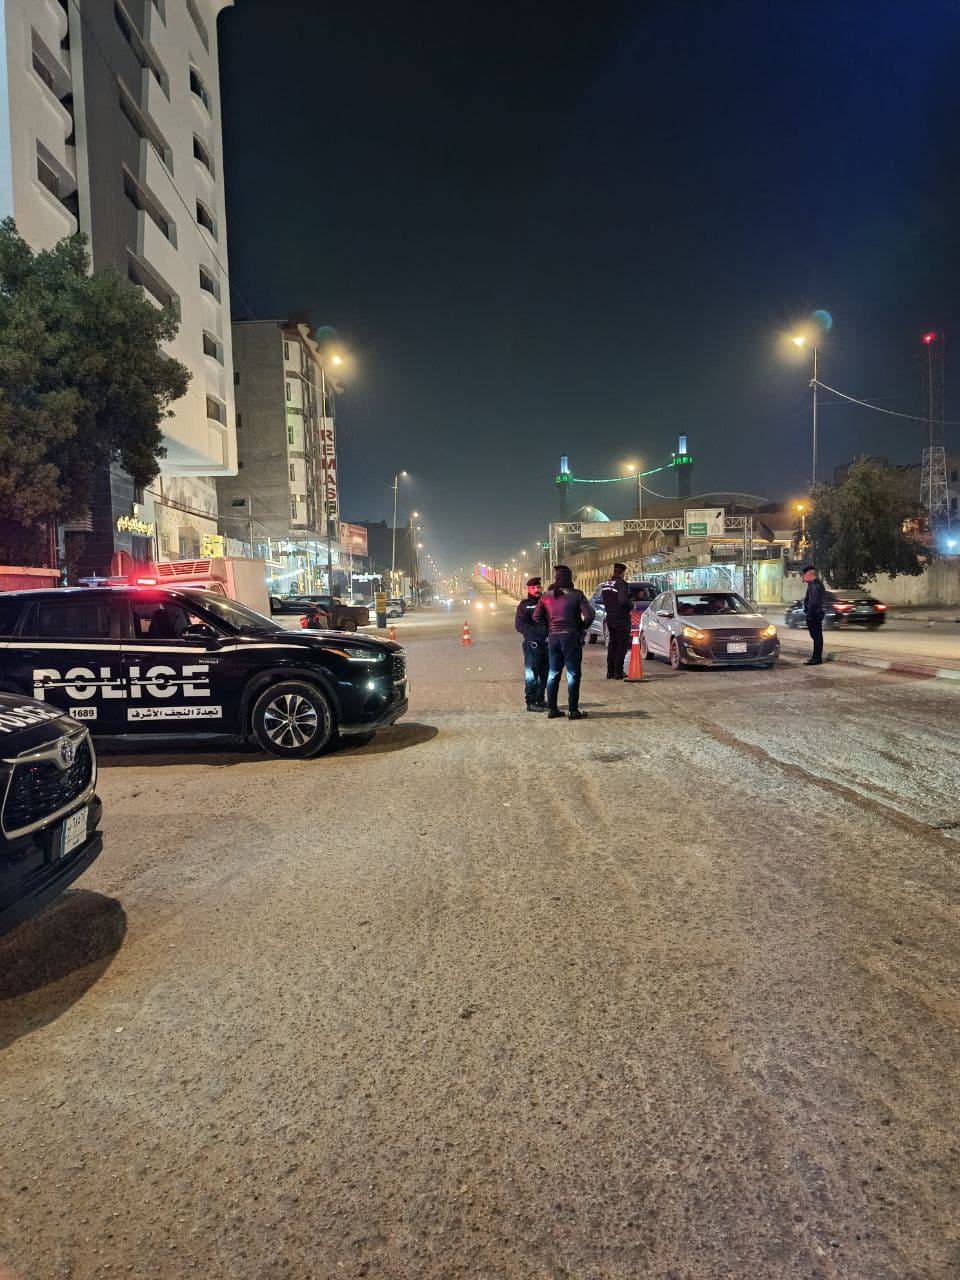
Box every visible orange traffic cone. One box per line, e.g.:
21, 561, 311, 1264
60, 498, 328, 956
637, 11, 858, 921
388, 624, 398, 641
623, 630, 649, 682
461, 622, 473, 646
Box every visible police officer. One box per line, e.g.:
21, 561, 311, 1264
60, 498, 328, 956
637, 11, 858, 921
514, 576, 549, 710
802, 564, 826, 665
601, 562, 632, 679
534, 565, 596, 720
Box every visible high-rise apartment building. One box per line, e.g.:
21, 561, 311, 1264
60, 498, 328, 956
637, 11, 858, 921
217, 320, 342, 590
0, 0, 236, 571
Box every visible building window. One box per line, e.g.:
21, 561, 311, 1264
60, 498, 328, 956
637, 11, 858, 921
31, 32, 70, 98
189, 66, 211, 111
119, 81, 173, 170
236, 413, 242, 429
196, 199, 216, 238
202, 331, 223, 362
199, 265, 219, 299
951, 469, 958, 483
36, 151, 60, 199
287, 425, 295, 444
231, 498, 246, 508
185, 0, 209, 49
123, 167, 175, 243
115, 2, 168, 97
234, 370, 240, 385
192, 134, 214, 174
291, 499, 298, 520
206, 394, 226, 425
289, 463, 296, 482
128, 250, 177, 312
238, 460, 244, 469
283, 340, 290, 361
285, 382, 292, 402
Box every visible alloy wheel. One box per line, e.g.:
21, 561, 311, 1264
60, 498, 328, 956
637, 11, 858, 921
262, 693, 320, 749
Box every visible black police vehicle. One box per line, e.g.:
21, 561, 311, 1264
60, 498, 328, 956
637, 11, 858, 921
0, 587, 408, 760
0, 693, 103, 936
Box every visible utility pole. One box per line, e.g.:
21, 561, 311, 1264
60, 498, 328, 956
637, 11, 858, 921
811, 344, 819, 488
247, 494, 254, 553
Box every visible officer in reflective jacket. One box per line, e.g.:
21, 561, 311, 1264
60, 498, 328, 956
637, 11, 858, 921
601, 562, 632, 679
514, 576, 549, 711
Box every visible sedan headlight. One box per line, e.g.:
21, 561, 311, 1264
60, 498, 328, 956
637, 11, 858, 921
760, 624, 777, 638
682, 625, 710, 643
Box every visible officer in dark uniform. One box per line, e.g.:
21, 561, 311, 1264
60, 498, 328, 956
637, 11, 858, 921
600, 562, 632, 679
514, 576, 549, 710
802, 564, 826, 665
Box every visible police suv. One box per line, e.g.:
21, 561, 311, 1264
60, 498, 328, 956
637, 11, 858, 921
0, 586, 408, 759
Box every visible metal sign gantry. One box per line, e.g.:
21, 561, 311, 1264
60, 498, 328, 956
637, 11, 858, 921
548, 516, 756, 601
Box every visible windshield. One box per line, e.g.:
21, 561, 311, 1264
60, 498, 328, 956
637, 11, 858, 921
675, 592, 753, 616
190, 593, 278, 634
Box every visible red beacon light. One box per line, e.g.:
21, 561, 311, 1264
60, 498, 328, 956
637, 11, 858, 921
134, 576, 158, 586
923, 332, 938, 345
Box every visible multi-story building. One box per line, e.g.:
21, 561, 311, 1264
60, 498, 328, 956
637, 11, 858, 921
217, 319, 342, 592
0, 0, 236, 571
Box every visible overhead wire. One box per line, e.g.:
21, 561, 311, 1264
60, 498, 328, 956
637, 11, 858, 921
814, 379, 960, 427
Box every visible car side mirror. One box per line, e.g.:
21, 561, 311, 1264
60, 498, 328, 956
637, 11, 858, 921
657, 609, 671, 618
181, 623, 218, 641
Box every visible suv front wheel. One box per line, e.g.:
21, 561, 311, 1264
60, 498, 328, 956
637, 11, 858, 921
251, 680, 335, 758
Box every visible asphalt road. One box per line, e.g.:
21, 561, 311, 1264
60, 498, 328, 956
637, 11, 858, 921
2, 606, 960, 1279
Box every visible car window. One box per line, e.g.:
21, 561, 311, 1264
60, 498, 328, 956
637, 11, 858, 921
675, 592, 751, 616
661, 594, 675, 615
130, 598, 209, 640
34, 599, 113, 639
629, 585, 656, 601
0, 598, 23, 635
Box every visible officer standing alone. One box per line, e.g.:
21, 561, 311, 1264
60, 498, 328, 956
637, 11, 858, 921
514, 576, 548, 711
802, 564, 826, 665
600, 561, 632, 679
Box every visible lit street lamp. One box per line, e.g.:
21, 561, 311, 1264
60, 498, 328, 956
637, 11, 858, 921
793, 499, 810, 551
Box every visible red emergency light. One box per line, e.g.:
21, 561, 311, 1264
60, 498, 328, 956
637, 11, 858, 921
923, 331, 938, 345
134, 576, 158, 586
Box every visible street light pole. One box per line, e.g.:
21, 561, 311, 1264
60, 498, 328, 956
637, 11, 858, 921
811, 344, 819, 488
390, 471, 406, 599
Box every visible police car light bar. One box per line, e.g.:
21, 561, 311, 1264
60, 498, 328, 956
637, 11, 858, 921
134, 577, 158, 586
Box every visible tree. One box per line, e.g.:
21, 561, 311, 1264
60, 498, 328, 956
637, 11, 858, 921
804, 457, 926, 589
0, 220, 189, 563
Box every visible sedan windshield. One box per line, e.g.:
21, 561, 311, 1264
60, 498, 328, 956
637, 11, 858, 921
675, 592, 752, 616
190, 593, 278, 634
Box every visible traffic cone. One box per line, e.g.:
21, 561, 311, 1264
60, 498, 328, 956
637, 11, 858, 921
388, 624, 398, 641
461, 622, 473, 646
623, 630, 649, 682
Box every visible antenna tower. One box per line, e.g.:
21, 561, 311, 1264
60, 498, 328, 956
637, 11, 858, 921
919, 332, 950, 533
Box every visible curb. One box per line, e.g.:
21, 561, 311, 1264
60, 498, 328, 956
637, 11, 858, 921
779, 640, 960, 683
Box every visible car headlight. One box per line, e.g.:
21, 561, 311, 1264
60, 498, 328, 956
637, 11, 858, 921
324, 646, 383, 663
682, 625, 709, 643
761, 624, 777, 638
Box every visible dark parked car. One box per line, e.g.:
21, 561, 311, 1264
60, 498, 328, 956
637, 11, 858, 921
587, 582, 658, 644
270, 595, 369, 631
0, 586, 407, 760
0, 693, 103, 936
785, 592, 888, 630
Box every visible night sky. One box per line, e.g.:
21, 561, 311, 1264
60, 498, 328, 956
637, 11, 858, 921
219, 1, 960, 578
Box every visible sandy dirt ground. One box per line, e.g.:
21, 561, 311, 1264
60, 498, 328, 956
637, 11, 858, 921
2, 603, 959, 1279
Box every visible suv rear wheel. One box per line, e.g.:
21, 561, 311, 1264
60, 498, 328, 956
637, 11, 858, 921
251, 680, 334, 758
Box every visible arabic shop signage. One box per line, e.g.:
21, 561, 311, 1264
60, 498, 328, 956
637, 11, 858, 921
116, 504, 155, 538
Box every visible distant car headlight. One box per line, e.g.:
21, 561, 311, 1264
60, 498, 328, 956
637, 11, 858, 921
682, 625, 709, 643
760, 624, 777, 638
475, 601, 485, 610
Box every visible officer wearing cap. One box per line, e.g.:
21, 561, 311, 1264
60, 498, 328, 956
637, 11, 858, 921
600, 562, 632, 679
514, 576, 549, 710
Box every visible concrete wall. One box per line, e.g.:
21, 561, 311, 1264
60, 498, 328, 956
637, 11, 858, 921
782, 560, 960, 606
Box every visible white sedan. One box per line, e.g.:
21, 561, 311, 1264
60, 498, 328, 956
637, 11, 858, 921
639, 589, 779, 671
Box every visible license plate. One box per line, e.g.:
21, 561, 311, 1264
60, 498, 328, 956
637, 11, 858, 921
60, 808, 87, 858
727, 642, 748, 654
